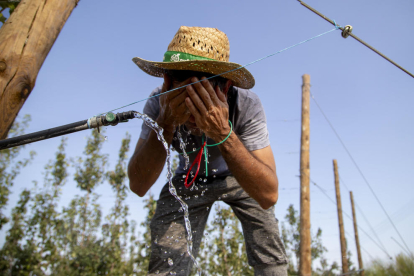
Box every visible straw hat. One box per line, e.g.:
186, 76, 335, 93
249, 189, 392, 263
132, 26, 255, 89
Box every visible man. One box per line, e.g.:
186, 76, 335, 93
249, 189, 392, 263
128, 26, 287, 276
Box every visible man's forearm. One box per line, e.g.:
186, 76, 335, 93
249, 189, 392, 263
218, 133, 278, 209
128, 124, 174, 197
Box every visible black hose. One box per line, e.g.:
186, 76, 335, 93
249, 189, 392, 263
0, 111, 136, 150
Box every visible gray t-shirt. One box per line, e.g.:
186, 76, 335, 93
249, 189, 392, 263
140, 85, 270, 178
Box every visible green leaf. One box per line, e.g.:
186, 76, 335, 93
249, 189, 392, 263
0, 13, 6, 24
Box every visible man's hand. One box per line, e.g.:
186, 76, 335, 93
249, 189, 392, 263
157, 74, 191, 133
185, 77, 231, 142
185, 76, 278, 209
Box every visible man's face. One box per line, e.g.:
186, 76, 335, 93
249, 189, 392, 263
167, 71, 210, 136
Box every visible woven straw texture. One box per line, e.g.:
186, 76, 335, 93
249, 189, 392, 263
132, 26, 255, 89
168, 26, 230, 61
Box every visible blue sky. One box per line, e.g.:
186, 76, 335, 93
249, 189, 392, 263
2, 0, 414, 270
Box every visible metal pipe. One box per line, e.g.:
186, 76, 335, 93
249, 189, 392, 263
0, 111, 136, 150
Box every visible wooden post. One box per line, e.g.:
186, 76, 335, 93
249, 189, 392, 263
350, 191, 364, 276
0, 0, 79, 139
333, 159, 349, 273
299, 74, 311, 276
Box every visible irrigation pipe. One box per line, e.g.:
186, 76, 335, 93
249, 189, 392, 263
0, 111, 136, 150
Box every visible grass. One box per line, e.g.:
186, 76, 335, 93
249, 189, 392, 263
364, 253, 414, 276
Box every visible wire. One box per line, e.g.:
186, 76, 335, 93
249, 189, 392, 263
339, 175, 388, 254
310, 92, 412, 255
297, 0, 414, 79
97, 27, 339, 116
391, 237, 411, 256
354, 202, 388, 254
309, 178, 393, 259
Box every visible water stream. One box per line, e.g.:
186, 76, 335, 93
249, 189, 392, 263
176, 128, 189, 170
133, 112, 201, 275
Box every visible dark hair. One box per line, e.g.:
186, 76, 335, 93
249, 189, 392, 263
164, 69, 229, 90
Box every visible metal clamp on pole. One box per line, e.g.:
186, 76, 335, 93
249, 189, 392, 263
341, 25, 353, 38
0, 111, 138, 150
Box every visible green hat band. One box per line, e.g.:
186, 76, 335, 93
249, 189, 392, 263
163, 51, 215, 62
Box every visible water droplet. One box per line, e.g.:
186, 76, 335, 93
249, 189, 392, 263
213, 175, 216, 178
194, 195, 198, 198
223, 194, 227, 198
170, 272, 176, 275
178, 207, 183, 212
203, 178, 207, 182
182, 175, 186, 178
104, 136, 108, 141
154, 238, 158, 244
212, 169, 218, 172
206, 207, 209, 211
193, 148, 196, 151
168, 258, 174, 266
199, 178, 202, 181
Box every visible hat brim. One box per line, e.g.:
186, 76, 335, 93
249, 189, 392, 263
132, 57, 255, 89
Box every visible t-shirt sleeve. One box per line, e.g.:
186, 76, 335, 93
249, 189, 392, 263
139, 86, 162, 140
236, 91, 270, 151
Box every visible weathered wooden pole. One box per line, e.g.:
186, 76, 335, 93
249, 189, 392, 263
299, 74, 311, 276
0, 0, 80, 139
333, 159, 349, 274
350, 191, 364, 276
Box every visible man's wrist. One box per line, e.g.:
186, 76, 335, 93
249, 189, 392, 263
211, 125, 232, 144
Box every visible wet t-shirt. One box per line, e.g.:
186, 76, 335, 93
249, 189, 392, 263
139, 85, 270, 178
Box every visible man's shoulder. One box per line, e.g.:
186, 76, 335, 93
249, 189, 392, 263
145, 85, 163, 107
232, 87, 263, 109
149, 85, 163, 97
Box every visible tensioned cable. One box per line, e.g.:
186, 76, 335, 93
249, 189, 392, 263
339, 175, 388, 255
391, 237, 411, 256
354, 202, 388, 255
375, 197, 414, 232
310, 92, 411, 255
297, 0, 414, 79
97, 27, 340, 116
295, 173, 392, 258
310, 178, 393, 259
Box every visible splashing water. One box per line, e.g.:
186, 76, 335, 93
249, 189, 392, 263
133, 112, 201, 275
176, 128, 189, 170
